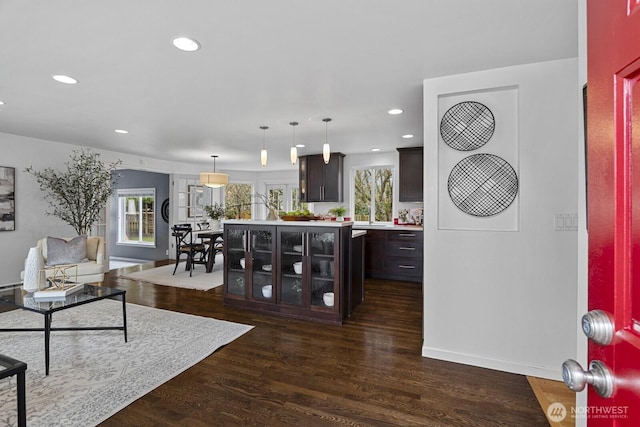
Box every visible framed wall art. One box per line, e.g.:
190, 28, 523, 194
0, 166, 15, 231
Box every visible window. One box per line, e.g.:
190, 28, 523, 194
354, 167, 394, 223
117, 188, 155, 246
265, 184, 301, 213
225, 183, 253, 219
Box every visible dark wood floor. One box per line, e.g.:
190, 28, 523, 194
99, 261, 548, 426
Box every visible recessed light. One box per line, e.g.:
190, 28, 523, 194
295, 144, 305, 148
371, 148, 381, 152
402, 134, 414, 139
52, 75, 78, 84
0, 101, 4, 105
388, 108, 403, 115
114, 129, 129, 134
172, 36, 200, 52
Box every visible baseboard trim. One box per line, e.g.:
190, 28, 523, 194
421, 345, 562, 381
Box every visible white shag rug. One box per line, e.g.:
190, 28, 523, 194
119, 254, 224, 291
0, 299, 253, 427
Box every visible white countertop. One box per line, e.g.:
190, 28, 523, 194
352, 224, 423, 231
223, 219, 354, 227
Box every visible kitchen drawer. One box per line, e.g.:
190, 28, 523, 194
387, 230, 423, 241
388, 240, 423, 258
386, 257, 423, 278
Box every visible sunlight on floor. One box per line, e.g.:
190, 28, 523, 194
109, 257, 149, 270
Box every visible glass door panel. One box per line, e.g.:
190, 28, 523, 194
309, 230, 336, 309
225, 227, 246, 296
279, 229, 304, 306
249, 228, 274, 301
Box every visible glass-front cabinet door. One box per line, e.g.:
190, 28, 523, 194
224, 226, 246, 297
308, 229, 337, 310
279, 227, 305, 306
277, 226, 338, 311
248, 227, 275, 302
224, 225, 275, 301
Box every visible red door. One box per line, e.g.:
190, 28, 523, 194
563, 0, 640, 424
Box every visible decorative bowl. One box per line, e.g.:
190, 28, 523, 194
240, 258, 245, 269
323, 292, 334, 307
293, 261, 302, 274
262, 264, 272, 272
281, 215, 322, 221
262, 285, 272, 298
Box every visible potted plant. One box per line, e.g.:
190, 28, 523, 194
330, 206, 347, 221
204, 202, 225, 230
25, 148, 122, 236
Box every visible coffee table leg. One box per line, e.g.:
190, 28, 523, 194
44, 313, 51, 376
122, 293, 128, 343
16, 368, 26, 427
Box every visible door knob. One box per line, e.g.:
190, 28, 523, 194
581, 310, 614, 345
562, 359, 614, 398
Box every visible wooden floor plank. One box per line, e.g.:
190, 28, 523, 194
98, 261, 549, 426
528, 376, 576, 426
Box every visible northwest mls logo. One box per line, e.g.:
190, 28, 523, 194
547, 402, 567, 422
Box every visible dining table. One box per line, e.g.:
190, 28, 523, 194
193, 229, 224, 273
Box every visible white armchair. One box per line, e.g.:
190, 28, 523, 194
21, 236, 105, 283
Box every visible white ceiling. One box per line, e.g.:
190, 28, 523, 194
0, 0, 578, 172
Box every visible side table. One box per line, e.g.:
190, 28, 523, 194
0, 353, 27, 427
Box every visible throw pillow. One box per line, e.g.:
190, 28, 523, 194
46, 236, 89, 266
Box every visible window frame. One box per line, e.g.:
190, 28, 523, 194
351, 165, 395, 225
116, 188, 156, 247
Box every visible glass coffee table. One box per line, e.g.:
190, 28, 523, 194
0, 283, 127, 375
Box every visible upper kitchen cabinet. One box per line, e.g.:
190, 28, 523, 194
397, 147, 423, 202
299, 153, 345, 202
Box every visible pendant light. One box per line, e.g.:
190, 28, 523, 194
290, 121, 299, 166
260, 125, 268, 168
322, 117, 332, 164
199, 155, 229, 187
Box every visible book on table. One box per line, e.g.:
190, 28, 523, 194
33, 282, 84, 300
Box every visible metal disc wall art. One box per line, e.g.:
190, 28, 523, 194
447, 153, 518, 217
440, 101, 495, 151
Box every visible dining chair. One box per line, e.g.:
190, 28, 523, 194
171, 224, 208, 276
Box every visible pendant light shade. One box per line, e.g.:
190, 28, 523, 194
200, 155, 229, 187
260, 125, 268, 168
290, 121, 299, 166
322, 118, 332, 164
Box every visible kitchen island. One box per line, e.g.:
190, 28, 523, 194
223, 220, 364, 324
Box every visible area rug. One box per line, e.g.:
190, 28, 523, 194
0, 299, 253, 427
119, 254, 224, 291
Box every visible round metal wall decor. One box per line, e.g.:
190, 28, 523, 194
440, 101, 495, 151
161, 198, 170, 223
448, 154, 518, 217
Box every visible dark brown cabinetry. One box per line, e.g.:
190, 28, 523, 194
363, 229, 423, 283
224, 223, 353, 324
397, 147, 423, 202
299, 153, 345, 202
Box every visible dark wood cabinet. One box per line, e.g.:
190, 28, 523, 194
363, 229, 386, 276
223, 224, 276, 303
397, 147, 423, 202
224, 222, 354, 324
299, 153, 345, 202
363, 228, 423, 283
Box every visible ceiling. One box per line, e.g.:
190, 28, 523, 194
0, 0, 578, 172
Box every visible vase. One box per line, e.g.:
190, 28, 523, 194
209, 219, 221, 231
23, 247, 45, 292
266, 209, 279, 221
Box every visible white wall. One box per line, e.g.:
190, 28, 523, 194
423, 58, 579, 380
